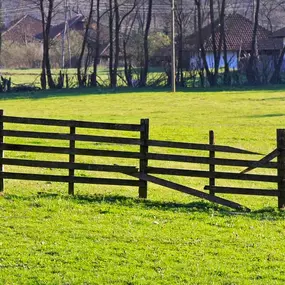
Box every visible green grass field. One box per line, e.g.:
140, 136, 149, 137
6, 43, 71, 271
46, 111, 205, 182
1, 87, 285, 284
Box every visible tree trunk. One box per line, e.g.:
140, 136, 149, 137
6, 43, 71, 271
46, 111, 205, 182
77, 0, 94, 87
195, 0, 211, 85
209, 0, 218, 86
113, 0, 120, 87
0, 0, 3, 67
219, 0, 230, 85
38, 0, 55, 89
45, 0, 56, 89
140, 0, 153, 87
91, 0, 101, 87
246, 0, 260, 84
123, 41, 133, 87
177, 25, 184, 86
109, 0, 114, 88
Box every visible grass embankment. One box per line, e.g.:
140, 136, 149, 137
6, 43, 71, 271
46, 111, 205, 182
1, 88, 285, 284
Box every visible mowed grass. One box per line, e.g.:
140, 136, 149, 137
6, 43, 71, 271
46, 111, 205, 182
1, 87, 285, 284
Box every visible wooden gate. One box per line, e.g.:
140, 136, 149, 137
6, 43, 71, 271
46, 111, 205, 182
0, 110, 284, 211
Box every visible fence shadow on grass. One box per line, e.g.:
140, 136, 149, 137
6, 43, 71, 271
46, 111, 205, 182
70, 194, 285, 220
3, 192, 285, 220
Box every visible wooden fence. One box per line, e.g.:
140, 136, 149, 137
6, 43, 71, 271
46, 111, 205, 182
0, 110, 284, 211
0, 110, 148, 197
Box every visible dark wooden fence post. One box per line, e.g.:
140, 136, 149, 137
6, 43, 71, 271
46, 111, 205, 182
209, 130, 215, 196
69, 125, 76, 195
0, 110, 3, 193
139, 118, 149, 198
277, 129, 285, 209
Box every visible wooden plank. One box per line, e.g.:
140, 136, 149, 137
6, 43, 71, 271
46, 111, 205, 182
240, 149, 279, 174
69, 126, 75, 195
147, 152, 277, 168
0, 143, 141, 159
129, 173, 250, 211
204, 186, 279, 197
209, 130, 215, 196
1, 116, 141, 131
3, 130, 142, 145
139, 119, 149, 198
0, 110, 3, 193
0, 172, 140, 186
147, 167, 279, 182
148, 139, 259, 155
0, 158, 138, 173
277, 129, 285, 209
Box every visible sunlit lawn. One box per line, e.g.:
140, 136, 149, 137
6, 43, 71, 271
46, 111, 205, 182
1, 86, 285, 284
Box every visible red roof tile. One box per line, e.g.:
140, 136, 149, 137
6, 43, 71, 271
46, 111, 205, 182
36, 15, 85, 40
187, 13, 283, 52
3, 15, 42, 44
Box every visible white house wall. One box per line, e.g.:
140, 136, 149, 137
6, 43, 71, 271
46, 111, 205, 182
205, 51, 238, 69
189, 51, 238, 70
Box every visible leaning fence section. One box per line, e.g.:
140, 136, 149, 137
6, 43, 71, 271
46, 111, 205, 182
145, 134, 280, 201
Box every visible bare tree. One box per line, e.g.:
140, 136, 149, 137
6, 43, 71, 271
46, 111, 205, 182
174, 0, 193, 86
139, 0, 153, 87
26, 0, 63, 89
77, 0, 94, 87
246, 0, 260, 84
0, 0, 3, 64
90, 0, 103, 87
122, 9, 139, 86
219, 0, 231, 85
194, 0, 226, 87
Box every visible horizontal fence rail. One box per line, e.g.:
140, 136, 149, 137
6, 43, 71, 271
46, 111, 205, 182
204, 186, 280, 197
0, 172, 140, 186
0, 143, 141, 158
0, 110, 284, 211
0, 158, 138, 173
2, 130, 143, 145
0, 115, 142, 131
148, 139, 259, 154
146, 166, 279, 182
147, 152, 277, 169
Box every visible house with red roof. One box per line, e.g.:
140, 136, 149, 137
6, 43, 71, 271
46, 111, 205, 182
187, 13, 285, 71
35, 15, 85, 41
2, 15, 42, 45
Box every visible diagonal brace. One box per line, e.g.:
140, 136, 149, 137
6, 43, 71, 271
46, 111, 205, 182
240, 148, 279, 174
129, 172, 250, 212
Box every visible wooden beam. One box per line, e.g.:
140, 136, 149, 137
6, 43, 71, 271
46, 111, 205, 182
204, 186, 279, 197
1, 116, 141, 131
147, 166, 279, 182
148, 139, 259, 154
0, 172, 140, 186
130, 173, 250, 211
277, 129, 285, 209
3, 130, 142, 146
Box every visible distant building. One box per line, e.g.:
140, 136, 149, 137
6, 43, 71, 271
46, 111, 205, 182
2, 15, 42, 44
35, 15, 85, 41
186, 13, 285, 71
